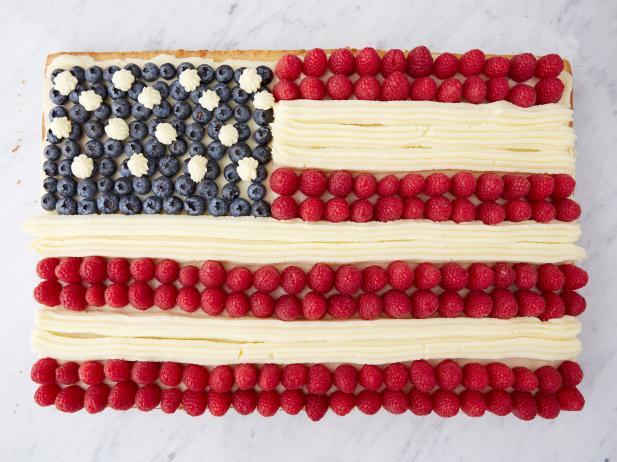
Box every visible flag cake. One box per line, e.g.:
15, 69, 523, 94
25, 47, 587, 420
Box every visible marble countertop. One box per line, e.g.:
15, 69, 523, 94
1, 0, 616, 460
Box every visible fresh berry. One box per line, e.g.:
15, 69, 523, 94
324, 197, 349, 222
509, 53, 537, 82
31, 358, 58, 384
155, 259, 179, 284
270, 168, 298, 196
358, 364, 383, 391
440, 262, 468, 290
353, 173, 378, 198
328, 294, 356, 319
307, 364, 332, 394
513, 366, 539, 392
55, 257, 82, 283
409, 389, 432, 416
432, 390, 459, 417
282, 363, 308, 390
503, 174, 530, 200
361, 265, 389, 292
462, 363, 489, 391
257, 390, 280, 417
536, 77, 564, 104
462, 76, 487, 103
407, 46, 433, 77
271, 196, 298, 220
557, 387, 585, 411
299, 76, 326, 100
513, 263, 538, 289
302, 48, 328, 77
377, 175, 399, 197
128, 281, 154, 310
234, 363, 258, 390
60, 283, 87, 311
561, 290, 586, 316
34, 280, 62, 307
302, 291, 327, 320
273, 80, 299, 101
333, 364, 358, 393
403, 197, 424, 219
131, 361, 159, 385
532, 201, 556, 223
182, 390, 208, 416
79, 256, 107, 283
328, 170, 353, 197
486, 362, 515, 389
129, 258, 155, 282
477, 202, 505, 225
537, 264, 565, 291
37, 258, 59, 280
486, 76, 509, 102
178, 265, 199, 286
414, 262, 441, 289
491, 288, 518, 319
382, 389, 408, 414
460, 390, 487, 417
383, 289, 411, 318
508, 83, 536, 107
299, 169, 327, 197
381, 49, 406, 77
436, 78, 462, 103
350, 199, 374, 222
424, 172, 450, 196
552, 174, 576, 199
307, 263, 335, 292
375, 196, 404, 221
380, 71, 410, 100
535, 365, 562, 393
542, 292, 565, 320
305, 394, 329, 421
465, 291, 493, 317
411, 290, 439, 319
225, 266, 253, 292
104, 359, 131, 382
200, 261, 227, 288
409, 77, 437, 101
511, 391, 537, 421
183, 364, 209, 391
258, 364, 281, 391
516, 289, 546, 317
438, 290, 464, 317
387, 260, 413, 290
275, 54, 302, 80
451, 198, 476, 223
225, 292, 250, 317
558, 361, 583, 387
253, 266, 280, 293
107, 257, 130, 283
435, 359, 462, 391
483, 55, 510, 77
160, 388, 183, 414
559, 264, 588, 290
78, 361, 104, 385
83, 383, 109, 413
329, 391, 355, 416
275, 294, 301, 321
433, 52, 458, 79
355, 47, 381, 75
327, 74, 354, 100
177, 286, 200, 312
250, 291, 275, 318
535, 54, 564, 79
108, 381, 137, 410
528, 174, 555, 201
328, 48, 355, 75
400, 173, 425, 197
55, 385, 85, 413
410, 360, 436, 392
467, 262, 494, 290
357, 292, 382, 319
554, 198, 581, 222
134, 383, 161, 412
485, 389, 512, 416
154, 284, 177, 310
536, 391, 560, 419
209, 365, 233, 393
476, 173, 504, 201
280, 389, 305, 415
159, 362, 183, 387
424, 196, 451, 221
459, 49, 485, 76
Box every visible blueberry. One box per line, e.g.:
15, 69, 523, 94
114, 177, 133, 196
185, 123, 205, 142
129, 120, 148, 139
77, 178, 97, 199
163, 196, 183, 214
169, 80, 189, 101
214, 103, 233, 122
254, 165, 267, 182
223, 163, 240, 183
61, 140, 79, 159
77, 199, 97, 215
152, 176, 173, 198
253, 109, 274, 126
177, 62, 194, 74
57, 177, 77, 198
171, 119, 185, 136
97, 193, 120, 213
43, 160, 58, 177
195, 180, 218, 200
44, 144, 60, 161
119, 159, 131, 177
93, 103, 111, 121
124, 63, 142, 79
131, 103, 151, 121
124, 139, 142, 156
148, 117, 163, 136
158, 155, 180, 176
190, 85, 208, 105
204, 160, 221, 180
254, 126, 272, 145
46, 129, 61, 145
221, 183, 240, 201
106, 82, 126, 100
68, 104, 88, 124
197, 64, 214, 84
43, 177, 58, 193
192, 105, 212, 125
152, 101, 171, 119
228, 142, 251, 163
251, 199, 271, 217
208, 197, 228, 216
233, 104, 251, 123
144, 138, 165, 159
206, 141, 226, 160
215, 65, 234, 83
234, 123, 251, 141
103, 65, 120, 81
247, 182, 266, 201
84, 140, 103, 159
206, 121, 222, 140
231, 86, 250, 104
133, 176, 151, 195
49, 89, 67, 105
56, 197, 77, 215
230, 198, 251, 217
188, 142, 206, 157
143, 196, 162, 214
104, 139, 123, 157
256, 66, 273, 85
97, 176, 114, 192
41, 193, 57, 211
58, 159, 73, 177
69, 83, 86, 104
90, 82, 108, 99
84, 120, 104, 139
153, 81, 170, 99
235, 67, 248, 84
184, 195, 206, 215
252, 145, 272, 164
98, 158, 117, 177
160, 63, 176, 80
213, 82, 231, 102
174, 174, 195, 196
142, 63, 160, 81
127, 81, 145, 101
173, 101, 192, 119
85, 66, 103, 83
167, 138, 186, 157
111, 98, 131, 118
68, 123, 81, 141
119, 195, 142, 215
69, 66, 85, 83
49, 106, 67, 120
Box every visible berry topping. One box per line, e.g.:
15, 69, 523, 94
31, 358, 58, 384
299, 198, 325, 222
433, 52, 459, 79
535, 365, 562, 393
410, 77, 437, 101
460, 390, 487, 417
329, 391, 355, 416
486, 76, 510, 102
535, 54, 564, 79
299, 76, 326, 100
414, 262, 441, 289
381, 49, 406, 77
60, 283, 87, 311
486, 389, 512, 416
511, 391, 537, 420
513, 366, 539, 392
273, 80, 299, 101
463, 76, 487, 103
131, 361, 159, 385
436, 78, 463, 103
410, 360, 436, 392
509, 53, 537, 82
108, 381, 137, 410
159, 361, 183, 387
78, 361, 104, 385
361, 265, 389, 293
200, 260, 226, 288
462, 363, 489, 391
554, 198, 581, 222
355, 47, 381, 76
508, 83, 536, 107
328, 48, 355, 75
357, 390, 382, 415
37, 258, 59, 280
334, 364, 358, 393
305, 393, 329, 421
467, 262, 494, 290
84, 383, 109, 414
432, 390, 459, 417
107, 257, 130, 283
558, 361, 583, 387
354, 76, 381, 100
559, 264, 588, 290
375, 196, 404, 222
383, 389, 408, 414
275, 54, 302, 80
435, 359, 463, 390
183, 390, 208, 416
328, 170, 353, 197
328, 294, 356, 319
209, 365, 233, 393
79, 256, 107, 283
459, 49, 485, 76
486, 362, 515, 389
257, 390, 280, 417
307, 364, 332, 394
387, 260, 413, 290
535, 77, 564, 104
557, 387, 585, 411
302, 291, 327, 320
298, 169, 327, 197
155, 259, 179, 284
160, 388, 183, 414
280, 389, 305, 415
357, 293, 382, 320
424, 172, 450, 196
302, 48, 328, 77
537, 263, 565, 291
34, 280, 62, 307
327, 74, 354, 100
552, 174, 576, 199
380, 71, 410, 101
358, 364, 383, 391
55, 385, 85, 413
324, 197, 350, 222
483, 56, 510, 78
307, 263, 335, 293
407, 46, 433, 77
411, 290, 438, 319
55, 257, 82, 283
383, 289, 411, 318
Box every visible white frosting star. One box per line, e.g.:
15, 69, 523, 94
155, 122, 178, 145
127, 153, 149, 177
105, 118, 129, 140
70, 154, 94, 179
78, 90, 102, 111
218, 125, 239, 147
111, 69, 135, 91
53, 70, 77, 96
198, 89, 220, 111
238, 68, 262, 93
237, 157, 259, 182
137, 86, 162, 109
179, 68, 201, 92
252, 90, 275, 110
49, 117, 71, 139
187, 155, 208, 183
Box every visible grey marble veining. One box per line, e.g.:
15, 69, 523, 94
0, 0, 616, 460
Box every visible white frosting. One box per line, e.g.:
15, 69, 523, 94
137, 86, 162, 109
111, 69, 135, 91
154, 122, 177, 145
53, 70, 77, 96
127, 153, 149, 177
252, 90, 275, 110
78, 90, 102, 111
178, 68, 200, 92
238, 67, 262, 93
104, 118, 129, 140
49, 117, 71, 139
187, 155, 208, 183
197, 89, 220, 111
218, 124, 239, 147
237, 157, 259, 181
70, 154, 94, 179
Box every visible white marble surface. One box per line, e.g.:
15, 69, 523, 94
1, 0, 616, 460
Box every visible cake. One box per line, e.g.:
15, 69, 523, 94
26, 47, 586, 419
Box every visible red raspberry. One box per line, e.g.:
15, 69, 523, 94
536, 391, 560, 419
355, 47, 381, 75
462, 363, 489, 391
107, 257, 130, 283
380, 71, 410, 100
104, 359, 131, 382
433, 52, 458, 79
183, 364, 209, 391
531, 200, 557, 222
353, 173, 377, 198
536, 77, 565, 104
155, 259, 179, 284
509, 53, 537, 82
410, 77, 437, 101
83, 383, 109, 413
411, 290, 439, 319
432, 390, 460, 417
358, 364, 383, 391
209, 365, 233, 393
257, 390, 280, 417
37, 257, 59, 280
302, 48, 328, 77
438, 290, 464, 317
280, 389, 305, 415
557, 387, 585, 411
562, 290, 586, 316
486, 77, 509, 102
477, 202, 505, 225
225, 266, 253, 292
177, 286, 200, 312
253, 265, 280, 293
307, 263, 334, 292
451, 198, 476, 223
535, 365, 562, 393
55, 385, 85, 413
542, 293, 565, 320
273, 80, 299, 101
131, 361, 159, 385
326, 74, 354, 100
485, 389, 512, 416
502, 174, 530, 200
333, 364, 357, 393
79, 256, 107, 283
513, 366, 539, 392
31, 358, 58, 384
154, 284, 176, 310
307, 364, 332, 394
160, 388, 182, 414
357, 390, 382, 415
403, 197, 424, 219
375, 196, 404, 221
55, 257, 82, 283
476, 173, 504, 201
388, 260, 413, 290
357, 293, 382, 320
528, 174, 555, 201
328, 170, 353, 197
354, 75, 381, 100
328, 294, 356, 319
424, 196, 451, 221
329, 391, 355, 416
399, 173, 425, 197
559, 264, 588, 290
381, 49, 406, 77
508, 83, 536, 107
460, 390, 487, 417
554, 198, 581, 222
383, 363, 408, 390
328, 48, 355, 75
377, 174, 399, 197
558, 361, 583, 387
271, 196, 298, 220
270, 168, 298, 196
282, 363, 308, 390
492, 262, 516, 288
450, 172, 475, 198
511, 391, 537, 421
410, 360, 436, 392
382, 389, 408, 414
129, 258, 154, 282
459, 49, 485, 76
305, 394, 329, 421
182, 390, 208, 416
250, 291, 274, 318
34, 280, 62, 307
483, 55, 510, 77
225, 292, 250, 317
382, 289, 411, 318
407, 45, 433, 77
436, 78, 462, 103
516, 289, 546, 317
258, 364, 281, 391
552, 174, 576, 199
435, 360, 462, 390
275, 54, 302, 80
440, 263, 467, 290
465, 290, 493, 318
78, 361, 104, 385
415, 262, 441, 289
513, 263, 538, 289
135, 383, 161, 412
108, 381, 137, 410
537, 263, 565, 291
467, 262, 494, 290
178, 265, 199, 286
159, 361, 183, 387
486, 362, 514, 389
335, 264, 361, 295
490, 288, 518, 319
299, 169, 327, 197
52, 366, 78, 391
463, 76, 487, 103
301, 291, 327, 320
350, 199, 374, 222
536, 54, 564, 79
60, 283, 87, 311
409, 389, 432, 415
275, 294, 301, 321
299, 76, 325, 100
361, 265, 389, 292
105, 283, 128, 308
234, 363, 258, 390
128, 281, 154, 310
423, 172, 449, 196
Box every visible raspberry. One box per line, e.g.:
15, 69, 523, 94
511, 391, 537, 420
438, 290, 464, 318
513, 366, 539, 392
375, 196, 403, 221
129, 258, 154, 282
492, 263, 515, 288
462, 363, 489, 391
536, 77, 565, 104
467, 263, 494, 290
377, 175, 399, 197
280, 389, 305, 415
159, 361, 183, 387
409, 388, 432, 416
299, 76, 325, 100
307, 364, 332, 394
432, 390, 460, 417
270, 168, 298, 196
440, 262, 467, 290
154, 284, 177, 310
558, 361, 583, 388
104, 359, 131, 382
460, 390, 487, 417
234, 363, 258, 390
257, 390, 280, 417
414, 262, 441, 289
490, 288, 518, 319
307, 263, 335, 292
275, 54, 302, 80
554, 198, 581, 222
33, 280, 62, 307
131, 361, 159, 385
178, 265, 199, 286
562, 290, 586, 316
433, 52, 458, 79
335, 264, 362, 295
531, 198, 557, 221
206, 393, 231, 418
353, 75, 380, 101
275, 294, 301, 321
436, 78, 462, 103
353, 173, 378, 198
271, 196, 298, 220
536, 54, 564, 79
451, 198, 476, 223
357, 293, 382, 320
435, 359, 462, 391
302, 48, 328, 77
329, 391, 355, 416
407, 45, 433, 77
155, 259, 179, 284
459, 49, 485, 76
383, 389, 408, 414
424, 196, 451, 221
424, 172, 449, 196
380, 71, 410, 100
486, 362, 514, 389
509, 53, 537, 82
410, 360, 436, 392
537, 264, 565, 291
31, 358, 58, 384
134, 383, 161, 412
128, 281, 154, 310
78, 361, 104, 385
464, 291, 493, 318
552, 174, 576, 199
382, 289, 410, 319
411, 290, 439, 319
273, 80, 299, 101
557, 387, 585, 411
301, 291, 327, 320
477, 202, 505, 225
513, 263, 538, 289
476, 173, 504, 201
361, 265, 389, 293
559, 264, 588, 290
350, 199, 374, 222
544, 293, 566, 321
55, 257, 82, 283
250, 292, 275, 318
384, 363, 409, 390
535, 391, 560, 419
225, 266, 252, 292
399, 173, 425, 197
37, 257, 59, 280
516, 289, 546, 317
182, 390, 208, 416
535, 365, 562, 393
60, 283, 87, 311
253, 265, 280, 292
450, 172, 475, 198
108, 381, 137, 410
403, 197, 424, 219
79, 256, 107, 283
305, 394, 329, 421
328, 48, 355, 75
299, 168, 327, 197
177, 286, 200, 312
485, 389, 512, 416
183, 364, 209, 391
328, 170, 353, 197
160, 388, 182, 414
326, 74, 354, 100
358, 364, 383, 391
328, 294, 356, 319
355, 47, 381, 75
408, 76, 437, 101
258, 364, 281, 391
209, 365, 233, 393
381, 49, 406, 77
55, 385, 85, 413
502, 174, 529, 200
486, 77, 509, 102
356, 390, 382, 415
387, 260, 413, 290
508, 83, 536, 107
107, 257, 130, 283
282, 364, 308, 390
225, 292, 250, 317
84, 383, 109, 413
463, 76, 487, 103
334, 364, 358, 393
528, 174, 555, 201
483, 55, 510, 77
